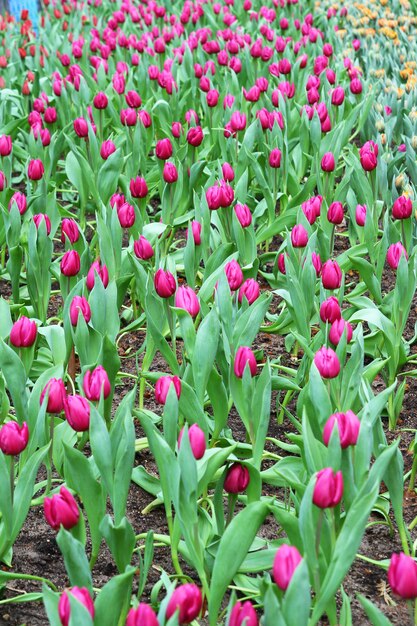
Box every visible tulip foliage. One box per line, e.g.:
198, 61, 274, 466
0, 0, 417, 624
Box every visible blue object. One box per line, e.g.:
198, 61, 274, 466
9, 0, 39, 33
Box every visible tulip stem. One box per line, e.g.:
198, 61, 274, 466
226, 493, 238, 526
167, 514, 184, 578
67, 346, 76, 394
9, 456, 15, 506
329, 224, 336, 256
409, 452, 417, 492
45, 416, 55, 496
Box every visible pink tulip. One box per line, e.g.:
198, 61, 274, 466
321, 260, 342, 290
319, 296, 341, 323
61, 219, 79, 244
269, 148, 282, 168
191, 221, 202, 245
40, 378, 66, 413
117, 202, 136, 228
224, 463, 250, 493
0, 135, 12, 156
93, 92, 108, 109
155, 376, 181, 405
69, 296, 91, 326
0, 422, 29, 455
83, 366, 111, 401
291, 224, 309, 248
388, 553, 417, 599
178, 424, 206, 460
331, 87, 345, 106
86, 260, 109, 290
225, 260, 243, 291
130, 177, 148, 198
321, 152, 335, 172
392, 196, 412, 220
229, 601, 258, 626
64, 395, 90, 432
175, 286, 200, 317
154, 269, 176, 298
314, 346, 340, 378
329, 318, 353, 345
313, 468, 343, 508
238, 279, 260, 305
73, 117, 89, 138
134, 236, 154, 260
60, 250, 80, 277
234, 203, 252, 228
355, 204, 367, 227
359, 141, 378, 171
166, 584, 202, 624
10, 316, 37, 347
323, 410, 360, 448
58, 587, 94, 626
387, 242, 407, 270
28, 159, 44, 181
273, 544, 303, 590
187, 126, 204, 147
222, 162, 235, 182
163, 162, 178, 183
44, 486, 80, 531
234, 346, 257, 378
126, 603, 159, 626
327, 202, 344, 224
155, 138, 173, 160
100, 140, 116, 160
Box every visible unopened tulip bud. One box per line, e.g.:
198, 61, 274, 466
64, 395, 90, 432
73, 117, 89, 138
33, 213, 51, 234
269, 148, 282, 168
329, 318, 353, 345
93, 92, 108, 109
28, 159, 44, 181
58, 587, 94, 626
166, 583, 202, 623
314, 346, 340, 378
225, 260, 243, 291
355, 204, 366, 226
224, 463, 250, 493
234, 203, 252, 228
10, 316, 37, 347
327, 202, 344, 225
175, 286, 200, 317
155, 138, 173, 160
100, 139, 116, 160
163, 161, 178, 183
387, 242, 407, 269
126, 603, 159, 626
320, 296, 341, 323
44, 486, 79, 531
238, 279, 260, 305
313, 468, 343, 508
60, 250, 80, 277
40, 378, 66, 413
86, 260, 109, 290
155, 375, 181, 405
69, 296, 91, 326
392, 196, 412, 220
154, 268, 176, 298
321, 259, 342, 289
130, 176, 148, 198
178, 424, 206, 460
222, 162, 234, 182
83, 365, 111, 401
0, 421, 29, 455
61, 218, 79, 244
187, 126, 204, 147
234, 346, 257, 378
291, 224, 309, 247
388, 553, 417, 599
321, 152, 335, 172
134, 236, 154, 260
0, 134, 12, 156
191, 220, 202, 245
117, 202, 136, 228
273, 544, 302, 590
323, 410, 360, 448
229, 601, 258, 626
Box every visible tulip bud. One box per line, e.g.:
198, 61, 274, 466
134, 236, 154, 260
225, 260, 243, 291
359, 142, 378, 171
323, 410, 360, 448
234, 346, 257, 378
172, 122, 182, 138
100, 140, 116, 160
40, 378, 66, 413
58, 587, 94, 626
117, 202, 136, 228
61, 218, 79, 244
44, 486, 79, 531
234, 203, 252, 228
273, 544, 303, 590
392, 196, 412, 220
73, 117, 89, 138
64, 395, 90, 432
155, 138, 173, 160
269, 148, 282, 168
187, 126, 204, 147
291, 224, 309, 247
355, 204, 366, 226
313, 468, 343, 508
238, 279, 260, 305
154, 268, 176, 298
327, 202, 344, 225
163, 161, 178, 183
93, 91, 108, 109
222, 162, 234, 182
229, 601, 258, 626
314, 346, 340, 378
175, 286, 200, 317
10, 316, 37, 347
69, 296, 91, 326
191, 220, 202, 245
224, 463, 250, 493
86, 260, 109, 290
277, 253, 287, 274
321, 259, 342, 290
60, 250, 80, 277
331, 86, 345, 106
319, 296, 341, 323
28, 159, 44, 181
321, 152, 335, 172
155, 375, 181, 405
130, 176, 148, 198
0, 134, 12, 156
83, 365, 111, 401
33, 213, 52, 235
178, 424, 206, 460
125, 90, 142, 108
0, 170, 5, 191
388, 553, 417, 599
126, 603, 159, 626
387, 242, 407, 269
350, 78, 362, 94
166, 583, 202, 623
329, 318, 353, 345
0, 421, 29, 455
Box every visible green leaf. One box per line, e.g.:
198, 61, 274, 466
99, 515, 136, 573
0, 338, 28, 424
208, 501, 270, 625
356, 595, 393, 626
56, 529, 93, 592
93, 567, 135, 626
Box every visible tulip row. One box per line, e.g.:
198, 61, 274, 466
0, 0, 417, 624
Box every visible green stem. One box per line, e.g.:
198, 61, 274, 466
45, 416, 55, 496
226, 493, 238, 526
167, 515, 183, 578
409, 452, 417, 492
9, 456, 15, 506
